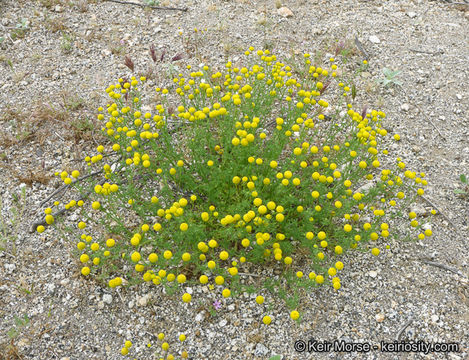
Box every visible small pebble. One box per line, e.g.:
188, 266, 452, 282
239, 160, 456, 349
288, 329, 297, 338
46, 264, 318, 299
376, 313, 385, 322
277, 7, 294, 18
369, 35, 380, 44
103, 294, 112, 304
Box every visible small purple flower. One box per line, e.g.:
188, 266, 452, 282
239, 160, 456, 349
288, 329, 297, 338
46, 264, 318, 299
213, 300, 222, 310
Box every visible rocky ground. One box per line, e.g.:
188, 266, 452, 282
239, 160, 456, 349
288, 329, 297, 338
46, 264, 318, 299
0, 0, 468, 359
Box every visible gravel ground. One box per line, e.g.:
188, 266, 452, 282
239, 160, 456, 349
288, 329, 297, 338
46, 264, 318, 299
0, 0, 468, 359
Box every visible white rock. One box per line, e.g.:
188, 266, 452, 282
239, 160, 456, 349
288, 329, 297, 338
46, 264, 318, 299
411, 205, 427, 216
277, 7, 294, 18
375, 313, 385, 322
431, 314, 439, 323
103, 294, 113, 304
369, 35, 380, 44
219, 319, 227, 327
46, 283, 56, 294
54, 5, 63, 12
4, 263, 16, 274
422, 223, 432, 231
401, 103, 410, 112
185, 287, 193, 295
407, 12, 417, 18
357, 182, 374, 194
369, 270, 378, 278
195, 312, 205, 322
456, 94, 462, 100
128, 300, 135, 309
137, 294, 151, 307
254, 343, 269, 356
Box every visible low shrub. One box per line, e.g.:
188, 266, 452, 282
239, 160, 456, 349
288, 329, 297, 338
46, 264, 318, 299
37, 48, 433, 321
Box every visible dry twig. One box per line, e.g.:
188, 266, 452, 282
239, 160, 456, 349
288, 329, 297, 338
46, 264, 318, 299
420, 258, 467, 278
103, 0, 188, 12
37, 170, 102, 210
410, 48, 444, 55
421, 195, 459, 232
237, 272, 261, 278
395, 319, 413, 341
354, 36, 369, 60
31, 162, 123, 232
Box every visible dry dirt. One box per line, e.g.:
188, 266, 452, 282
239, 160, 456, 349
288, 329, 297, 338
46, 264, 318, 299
0, 0, 468, 359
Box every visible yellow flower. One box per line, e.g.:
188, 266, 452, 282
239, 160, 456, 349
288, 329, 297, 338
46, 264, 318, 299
290, 310, 300, 320
131, 252, 141, 262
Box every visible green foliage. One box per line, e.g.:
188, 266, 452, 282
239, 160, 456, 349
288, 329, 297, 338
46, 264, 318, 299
143, 0, 159, 6
39, 48, 433, 314
7, 314, 30, 340
61, 31, 74, 54
454, 174, 468, 197
378, 67, 402, 87
0, 186, 26, 256
10, 18, 29, 40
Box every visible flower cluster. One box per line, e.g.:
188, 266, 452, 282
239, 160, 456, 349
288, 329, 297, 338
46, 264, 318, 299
120, 332, 188, 359
38, 48, 433, 326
